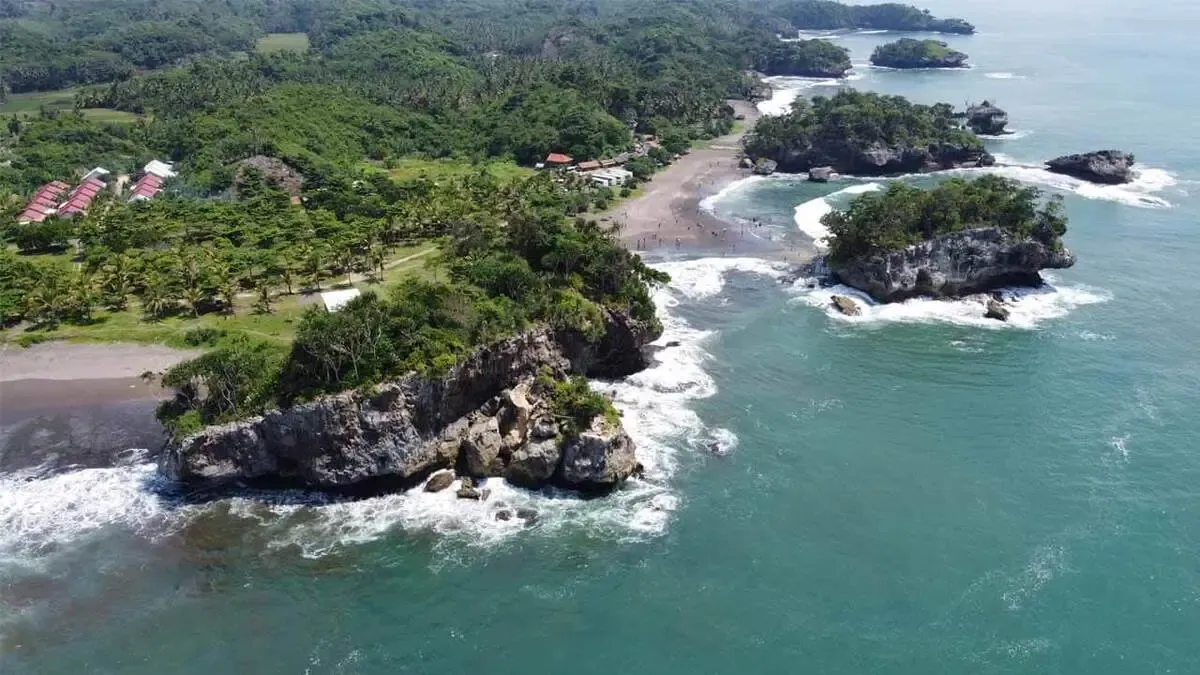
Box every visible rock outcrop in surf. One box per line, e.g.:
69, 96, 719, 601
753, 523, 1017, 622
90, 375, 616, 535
965, 101, 1009, 135
870, 38, 968, 69
161, 311, 658, 497
1046, 150, 1135, 185
827, 227, 1076, 303
743, 89, 993, 176
757, 39, 852, 78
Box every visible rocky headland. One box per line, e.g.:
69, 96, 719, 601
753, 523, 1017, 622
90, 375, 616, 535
870, 38, 968, 69
1046, 150, 1135, 184
161, 310, 659, 498
757, 39, 852, 79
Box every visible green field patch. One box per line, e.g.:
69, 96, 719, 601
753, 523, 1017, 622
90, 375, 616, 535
0, 89, 145, 123
378, 158, 535, 184
255, 33, 311, 54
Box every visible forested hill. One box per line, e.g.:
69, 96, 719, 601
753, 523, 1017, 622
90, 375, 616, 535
0, 0, 973, 96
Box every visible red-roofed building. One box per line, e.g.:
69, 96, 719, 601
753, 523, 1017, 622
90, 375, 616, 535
576, 160, 602, 171
545, 152, 573, 166
128, 172, 166, 202
18, 181, 71, 223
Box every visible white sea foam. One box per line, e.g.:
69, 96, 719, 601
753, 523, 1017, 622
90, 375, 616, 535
0, 460, 174, 569
979, 157, 1178, 209
984, 72, 1026, 80
790, 273, 1111, 330
698, 175, 765, 212
792, 182, 883, 248
756, 75, 842, 116
0, 260, 780, 562
980, 129, 1031, 141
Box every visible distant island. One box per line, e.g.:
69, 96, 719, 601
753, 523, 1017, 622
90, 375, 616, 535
870, 38, 968, 68
817, 176, 1076, 314
742, 89, 993, 175
773, 1, 975, 34
757, 39, 852, 78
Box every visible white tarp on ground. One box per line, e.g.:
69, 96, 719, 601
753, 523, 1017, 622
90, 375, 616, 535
320, 288, 361, 312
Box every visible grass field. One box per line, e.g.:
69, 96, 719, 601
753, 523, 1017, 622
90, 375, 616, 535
0, 88, 143, 122
375, 158, 535, 183
3, 245, 444, 347
255, 33, 311, 54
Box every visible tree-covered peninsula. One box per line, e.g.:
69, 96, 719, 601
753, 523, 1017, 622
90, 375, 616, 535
819, 176, 1076, 304
742, 90, 993, 175
870, 38, 969, 69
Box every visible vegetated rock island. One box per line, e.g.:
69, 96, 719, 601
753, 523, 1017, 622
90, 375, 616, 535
743, 89, 994, 175
806, 175, 1075, 320
757, 39, 852, 78
870, 38, 968, 69
1046, 150, 1136, 184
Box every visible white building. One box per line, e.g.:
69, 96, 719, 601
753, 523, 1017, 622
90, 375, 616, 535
320, 288, 361, 312
588, 167, 633, 188
143, 160, 177, 179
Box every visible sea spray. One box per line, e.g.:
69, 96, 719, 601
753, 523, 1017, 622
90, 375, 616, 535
0, 260, 785, 564
792, 182, 883, 247
788, 273, 1112, 330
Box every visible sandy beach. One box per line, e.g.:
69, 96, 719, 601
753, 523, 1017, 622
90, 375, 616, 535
605, 99, 815, 263
0, 342, 199, 383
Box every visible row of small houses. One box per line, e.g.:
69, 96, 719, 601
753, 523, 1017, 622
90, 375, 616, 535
540, 153, 634, 188
17, 160, 176, 224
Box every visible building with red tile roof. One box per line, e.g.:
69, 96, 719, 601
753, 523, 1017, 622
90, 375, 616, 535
545, 152, 573, 166
129, 172, 165, 202
17, 182, 71, 223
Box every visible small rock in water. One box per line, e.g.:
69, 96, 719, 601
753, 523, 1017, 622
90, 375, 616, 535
664, 340, 681, 348
456, 483, 489, 500
830, 295, 862, 316
985, 299, 1011, 322
808, 166, 834, 183
495, 510, 513, 521
516, 507, 539, 525
424, 470, 455, 493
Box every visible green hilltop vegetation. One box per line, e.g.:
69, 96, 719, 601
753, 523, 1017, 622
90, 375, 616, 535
0, 0, 976, 433
743, 89, 987, 173
870, 38, 968, 69
756, 39, 852, 78
821, 175, 1069, 262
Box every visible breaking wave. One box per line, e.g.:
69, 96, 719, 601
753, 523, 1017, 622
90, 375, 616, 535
0, 261, 782, 566
981, 156, 1178, 209
984, 72, 1027, 79
757, 75, 843, 116
789, 273, 1111, 330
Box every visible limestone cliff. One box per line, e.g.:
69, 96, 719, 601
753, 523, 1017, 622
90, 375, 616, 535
161, 310, 658, 496
827, 227, 1075, 302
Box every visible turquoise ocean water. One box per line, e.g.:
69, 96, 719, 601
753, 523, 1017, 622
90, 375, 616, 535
4, 0, 1200, 671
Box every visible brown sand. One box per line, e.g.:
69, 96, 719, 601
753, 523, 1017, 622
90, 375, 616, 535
0, 342, 198, 383
604, 100, 815, 262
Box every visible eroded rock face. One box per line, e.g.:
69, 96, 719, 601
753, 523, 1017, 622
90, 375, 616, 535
966, 101, 1009, 136
162, 311, 658, 496
1046, 150, 1135, 185
830, 295, 861, 316
755, 140, 993, 176
829, 227, 1075, 303
559, 418, 638, 490
808, 166, 834, 183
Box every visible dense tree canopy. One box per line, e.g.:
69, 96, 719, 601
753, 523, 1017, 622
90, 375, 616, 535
822, 175, 1069, 261
870, 38, 968, 69
756, 39, 851, 78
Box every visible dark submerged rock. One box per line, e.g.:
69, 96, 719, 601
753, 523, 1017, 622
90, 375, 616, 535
985, 299, 1011, 322
1045, 150, 1135, 185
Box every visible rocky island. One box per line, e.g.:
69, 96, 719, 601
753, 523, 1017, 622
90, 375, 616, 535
870, 38, 968, 69
1046, 150, 1136, 184
964, 101, 1010, 136
743, 89, 993, 175
757, 39, 852, 78
814, 175, 1075, 312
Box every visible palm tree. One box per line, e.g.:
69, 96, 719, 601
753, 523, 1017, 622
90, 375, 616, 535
141, 276, 177, 320
253, 279, 274, 315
